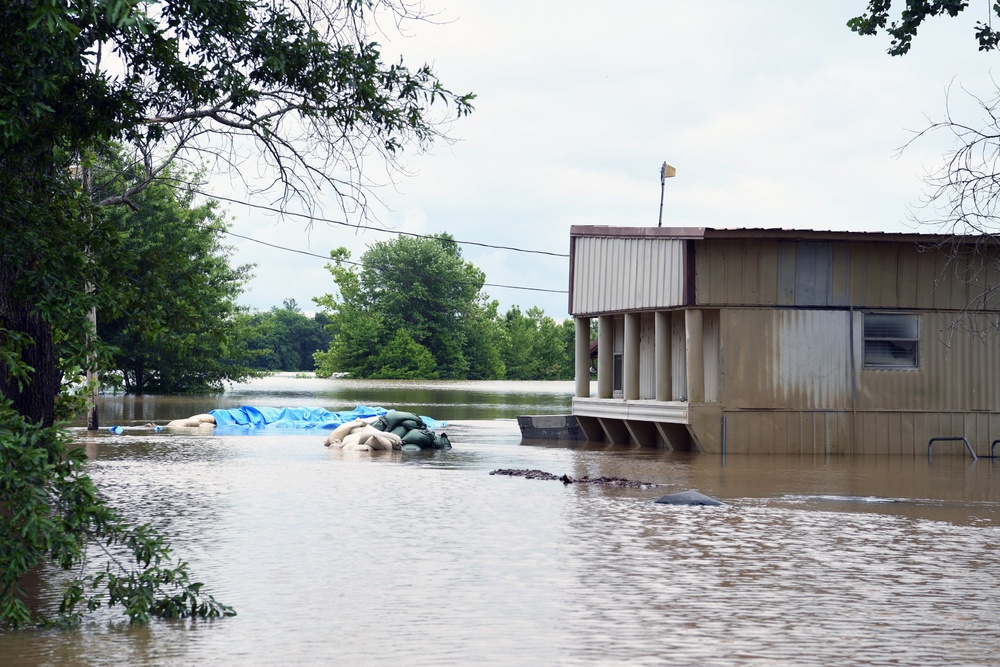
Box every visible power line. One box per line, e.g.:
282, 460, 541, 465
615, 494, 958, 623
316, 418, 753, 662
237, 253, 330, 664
197, 190, 570, 258
222, 229, 570, 295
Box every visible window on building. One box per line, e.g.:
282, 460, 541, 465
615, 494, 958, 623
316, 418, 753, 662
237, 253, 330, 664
863, 313, 919, 369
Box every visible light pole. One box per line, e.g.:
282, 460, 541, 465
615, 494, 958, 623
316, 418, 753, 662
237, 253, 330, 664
658, 161, 676, 227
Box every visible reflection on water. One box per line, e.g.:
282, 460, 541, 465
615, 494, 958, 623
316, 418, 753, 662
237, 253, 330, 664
3, 377, 999, 666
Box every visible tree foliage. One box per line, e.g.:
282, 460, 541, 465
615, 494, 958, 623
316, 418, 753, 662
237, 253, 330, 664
500, 306, 575, 381
1, 0, 472, 629
848, 1, 1000, 54
245, 301, 332, 372
94, 148, 260, 393
0, 401, 234, 629
314, 236, 575, 381
315, 235, 488, 379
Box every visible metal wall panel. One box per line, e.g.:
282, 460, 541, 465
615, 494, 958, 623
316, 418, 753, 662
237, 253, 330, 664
695, 239, 998, 311
703, 310, 720, 402
639, 312, 656, 399
857, 311, 1000, 412
671, 313, 687, 400
717, 409, 1000, 456
720, 309, 853, 410
571, 237, 686, 315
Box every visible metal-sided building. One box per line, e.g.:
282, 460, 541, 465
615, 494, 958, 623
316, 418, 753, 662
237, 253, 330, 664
569, 226, 1000, 456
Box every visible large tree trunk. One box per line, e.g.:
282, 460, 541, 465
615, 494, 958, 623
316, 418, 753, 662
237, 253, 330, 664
0, 264, 60, 426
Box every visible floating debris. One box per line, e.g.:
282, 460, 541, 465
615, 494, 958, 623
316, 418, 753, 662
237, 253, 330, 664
489, 469, 663, 489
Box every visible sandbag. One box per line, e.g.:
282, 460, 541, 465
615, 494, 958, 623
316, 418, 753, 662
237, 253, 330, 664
374, 410, 423, 432
400, 428, 452, 450
333, 419, 365, 440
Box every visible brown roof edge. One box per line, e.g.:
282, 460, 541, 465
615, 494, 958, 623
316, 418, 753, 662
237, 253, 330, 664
568, 225, 997, 244
569, 225, 707, 239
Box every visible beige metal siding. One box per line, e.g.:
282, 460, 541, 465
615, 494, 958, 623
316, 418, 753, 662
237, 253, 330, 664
671, 313, 687, 399
571, 237, 685, 314
639, 313, 656, 399
718, 409, 1000, 456
696, 240, 998, 311
721, 309, 853, 410
858, 312, 1000, 412
703, 310, 720, 402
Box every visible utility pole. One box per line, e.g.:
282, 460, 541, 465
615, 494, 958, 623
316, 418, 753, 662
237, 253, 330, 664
658, 162, 676, 227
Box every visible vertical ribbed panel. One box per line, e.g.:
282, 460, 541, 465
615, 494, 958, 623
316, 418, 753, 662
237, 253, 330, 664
571, 237, 685, 314
721, 308, 1000, 413
719, 409, 1000, 456
671, 313, 687, 399
703, 310, 720, 402
858, 312, 1000, 412
722, 309, 852, 410
639, 313, 656, 399
696, 239, 993, 310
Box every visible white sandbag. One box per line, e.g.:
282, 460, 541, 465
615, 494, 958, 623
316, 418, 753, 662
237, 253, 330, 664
340, 432, 362, 449
369, 432, 401, 451
330, 419, 364, 442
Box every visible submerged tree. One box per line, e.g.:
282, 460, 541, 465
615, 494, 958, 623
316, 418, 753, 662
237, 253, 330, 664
0, 0, 472, 628
95, 148, 260, 393
314, 235, 498, 379
245, 302, 332, 372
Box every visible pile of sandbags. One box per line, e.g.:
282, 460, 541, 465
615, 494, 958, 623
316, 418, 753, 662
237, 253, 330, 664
325, 410, 451, 451
165, 413, 217, 428
324, 419, 402, 451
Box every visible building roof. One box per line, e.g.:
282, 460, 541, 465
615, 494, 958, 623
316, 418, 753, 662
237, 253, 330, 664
569, 225, 996, 245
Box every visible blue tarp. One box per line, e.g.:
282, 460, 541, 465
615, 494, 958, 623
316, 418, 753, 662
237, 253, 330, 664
208, 405, 446, 431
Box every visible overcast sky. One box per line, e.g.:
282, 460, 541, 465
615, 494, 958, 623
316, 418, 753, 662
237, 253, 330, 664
218, 1, 999, 319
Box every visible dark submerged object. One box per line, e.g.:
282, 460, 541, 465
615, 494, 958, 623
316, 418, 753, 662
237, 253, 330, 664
654, 490, 725, 506
489, 469, 662, 489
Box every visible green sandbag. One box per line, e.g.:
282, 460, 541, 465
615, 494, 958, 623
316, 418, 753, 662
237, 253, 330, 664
401, 428, 434, 448
401, 428, 452, 450
379, 410, 423, 431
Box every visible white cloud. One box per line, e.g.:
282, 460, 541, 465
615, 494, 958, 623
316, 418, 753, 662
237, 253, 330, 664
216, 1, 1000, 320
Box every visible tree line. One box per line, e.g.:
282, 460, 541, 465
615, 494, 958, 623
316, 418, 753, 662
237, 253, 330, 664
113, 190, 579, 387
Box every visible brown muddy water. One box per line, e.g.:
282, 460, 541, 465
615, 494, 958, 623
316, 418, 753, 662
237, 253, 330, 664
2, 375, 999, 666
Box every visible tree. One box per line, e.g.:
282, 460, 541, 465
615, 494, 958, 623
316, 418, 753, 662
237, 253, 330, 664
314, 235, 497, 379
499, 306, 575, 381
94, 149, 260, 393
246, 303, 332, 372
1, 0, 472, 629
848, 1, 1000, 55
849, 1, 1000, 323
1, 0, 473, 422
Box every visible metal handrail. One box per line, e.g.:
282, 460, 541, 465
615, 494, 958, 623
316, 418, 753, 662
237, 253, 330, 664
927, 436, 978, 461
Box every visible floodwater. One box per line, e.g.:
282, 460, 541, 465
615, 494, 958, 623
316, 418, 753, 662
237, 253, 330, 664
2, 375, 1000, 666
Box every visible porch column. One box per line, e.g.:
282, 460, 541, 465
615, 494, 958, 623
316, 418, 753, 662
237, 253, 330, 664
624, 312, 640, 400
575, 317, 591, 398
597, 315, 614, 399
655, 311, 671, 401
685, 309, 704, 402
